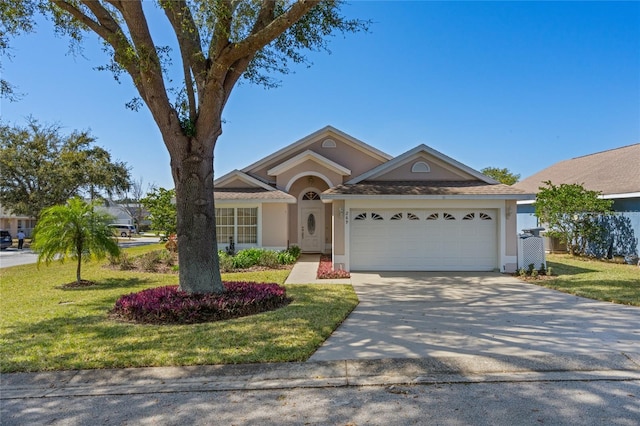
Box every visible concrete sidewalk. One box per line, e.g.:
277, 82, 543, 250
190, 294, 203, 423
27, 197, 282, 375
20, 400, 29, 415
284, 253, 351, 284
2, 353, 639, 399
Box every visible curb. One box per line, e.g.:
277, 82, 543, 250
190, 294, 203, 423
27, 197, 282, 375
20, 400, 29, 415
3, 352, 639, 399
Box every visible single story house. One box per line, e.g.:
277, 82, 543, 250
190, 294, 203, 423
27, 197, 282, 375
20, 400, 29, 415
0, 204, 37, 237
513, 143, 640, 255
214, 126, 534, 273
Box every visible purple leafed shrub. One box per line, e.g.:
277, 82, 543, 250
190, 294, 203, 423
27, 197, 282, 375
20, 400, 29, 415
110, 282, 291, 324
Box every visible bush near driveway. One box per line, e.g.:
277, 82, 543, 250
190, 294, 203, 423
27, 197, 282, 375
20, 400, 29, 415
531, 254, 640, 306
0, 244, 358, 373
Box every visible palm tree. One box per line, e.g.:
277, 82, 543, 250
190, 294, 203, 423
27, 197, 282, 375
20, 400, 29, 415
32, 197, 120, 284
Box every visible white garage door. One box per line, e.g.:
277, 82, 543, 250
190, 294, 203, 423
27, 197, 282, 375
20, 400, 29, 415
350, 209, 498, 271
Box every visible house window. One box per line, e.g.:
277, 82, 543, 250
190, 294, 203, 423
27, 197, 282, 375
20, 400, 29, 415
215, 207, 257, 244
407, 212, 419, 220
215, 208, 234, 244
371, 213, 384, 220
237, 207, 258, 244
302, 191, 320, 200
354, 213, 367, 220
463, 213, 475, 220
427, 213, 439, 220
480, 213, 492, 220
391, 213, 403, 220
443, 213, 456, 220
411, 161, 430, 173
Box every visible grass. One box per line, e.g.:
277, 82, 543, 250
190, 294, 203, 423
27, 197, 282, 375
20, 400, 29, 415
538, 253, 640, 306
0, 243, 358, 373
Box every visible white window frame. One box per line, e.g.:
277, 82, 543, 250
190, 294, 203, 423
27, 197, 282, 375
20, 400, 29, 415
215, 205, 261, 248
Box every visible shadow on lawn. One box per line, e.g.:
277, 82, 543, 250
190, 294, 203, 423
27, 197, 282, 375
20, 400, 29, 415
546, 260, 596, 276
56, 277, 156, 291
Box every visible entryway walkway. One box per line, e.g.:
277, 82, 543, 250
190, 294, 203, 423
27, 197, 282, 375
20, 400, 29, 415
284, 254, 351, 285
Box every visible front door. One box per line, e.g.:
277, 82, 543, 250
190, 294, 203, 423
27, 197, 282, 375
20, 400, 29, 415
300, 205, 323, 252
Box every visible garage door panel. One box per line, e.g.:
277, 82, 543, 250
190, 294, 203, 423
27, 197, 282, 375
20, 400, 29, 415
350, 209, 498, 271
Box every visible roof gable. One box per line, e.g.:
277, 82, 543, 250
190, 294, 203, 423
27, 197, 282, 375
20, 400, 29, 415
514, 143, 640, 195
267, 150, 351, 177
242, 126, 392, 181
348, 144, 498, 184
214, 170, 274, 190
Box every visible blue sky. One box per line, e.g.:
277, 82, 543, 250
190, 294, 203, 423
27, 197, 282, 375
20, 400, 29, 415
2, 1, 639, 191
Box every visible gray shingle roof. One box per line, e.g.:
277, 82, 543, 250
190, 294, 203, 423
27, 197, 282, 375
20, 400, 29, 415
214, 188, 296, 202
323, 180, 533, 198
514, 144, 640, 195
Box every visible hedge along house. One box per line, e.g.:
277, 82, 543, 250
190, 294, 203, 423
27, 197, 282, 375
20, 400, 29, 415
213, 126, 534, 273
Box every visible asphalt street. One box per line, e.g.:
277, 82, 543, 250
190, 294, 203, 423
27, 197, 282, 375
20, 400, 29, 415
0, 237, 160, 268
3, 379, 639, 426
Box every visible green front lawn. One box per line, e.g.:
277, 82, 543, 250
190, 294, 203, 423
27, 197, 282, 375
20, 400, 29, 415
540, 254, 640, 306
0, 245, 358, 373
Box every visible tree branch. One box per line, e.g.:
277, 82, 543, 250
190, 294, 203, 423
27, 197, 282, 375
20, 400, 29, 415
111, 1, 176, 131
220, 0, 317, 65
53, 1, 142, 88
160, 1, 205, 121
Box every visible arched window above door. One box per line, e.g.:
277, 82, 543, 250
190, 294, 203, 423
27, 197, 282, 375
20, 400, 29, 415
302, 191, 320, 201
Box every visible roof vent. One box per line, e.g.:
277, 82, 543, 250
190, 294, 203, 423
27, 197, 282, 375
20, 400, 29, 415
322, 138, 336, 148
411, 161, 430, 173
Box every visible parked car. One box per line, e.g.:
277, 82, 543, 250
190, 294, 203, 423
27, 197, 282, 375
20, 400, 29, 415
109, 224, 136, 238
0, 230, 12, 250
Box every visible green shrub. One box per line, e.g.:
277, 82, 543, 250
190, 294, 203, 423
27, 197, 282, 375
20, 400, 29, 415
233, 248, 264, 269
258, 250, 280, 268
137, 250, 162, 272
518, 268, 527, 277
527, 263, 535, 275
538, 263, 547, 275
218, 250, 234, 272
278, 245, 301, 265
108, 252, 135, 270
277, 251, 297, 265
157, 249, 175, 266
286, 245, 301, 258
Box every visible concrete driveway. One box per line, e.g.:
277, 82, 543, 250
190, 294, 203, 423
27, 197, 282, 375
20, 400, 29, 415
309, 272, 640, 361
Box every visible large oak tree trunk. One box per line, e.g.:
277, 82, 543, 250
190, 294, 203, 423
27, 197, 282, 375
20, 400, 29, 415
170, 134, 223, 294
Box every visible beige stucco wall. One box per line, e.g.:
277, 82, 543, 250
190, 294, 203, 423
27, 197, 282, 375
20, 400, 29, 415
275, 160, 345, 190
370, 154, 476, 181
249, 133, 386, 182
332, 200, 345, 256
218, 177, 252, 188
261, 203, 290, 248
505, 200, 518, 257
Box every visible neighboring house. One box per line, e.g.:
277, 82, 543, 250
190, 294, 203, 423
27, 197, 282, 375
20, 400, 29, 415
513, 143, 640, 255
0, 204, 37, 237
96, 201, 136, 227
214, 126, 534, 273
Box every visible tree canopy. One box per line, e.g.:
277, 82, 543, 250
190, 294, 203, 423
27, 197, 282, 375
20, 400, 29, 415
534, 181, 613, 256
481, 167, 520, 185
0, 118, 131, 219
141, 187, 177, 237
1, 1, 368, 294
31, 197, 120, 284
